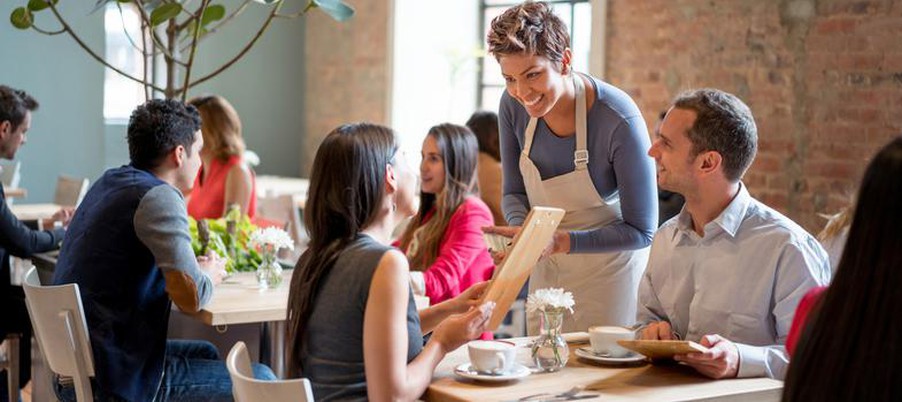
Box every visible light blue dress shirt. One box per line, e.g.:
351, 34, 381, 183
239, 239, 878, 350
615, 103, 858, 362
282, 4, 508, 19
637, 184, 831, 380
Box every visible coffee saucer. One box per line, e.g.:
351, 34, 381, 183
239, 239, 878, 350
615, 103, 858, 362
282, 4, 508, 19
454, 363, 531, 382
575, 347, 647, 365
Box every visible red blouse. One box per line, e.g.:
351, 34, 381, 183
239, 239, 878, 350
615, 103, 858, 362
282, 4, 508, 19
187, 155, 257, 220
786, 286, 828, 356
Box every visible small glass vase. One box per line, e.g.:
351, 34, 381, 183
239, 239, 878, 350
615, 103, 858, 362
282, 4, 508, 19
531, 309, 569, 372
256, 248, 283, 289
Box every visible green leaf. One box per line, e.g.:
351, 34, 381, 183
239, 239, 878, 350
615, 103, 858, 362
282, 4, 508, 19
200, 4, 225, 28
313, 0, 354, 22
150, 3, 181, 27
27, 0, 58, 12
10, 7, 33, 30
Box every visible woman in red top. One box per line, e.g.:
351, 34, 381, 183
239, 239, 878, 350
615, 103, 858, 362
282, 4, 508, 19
783, 136, 902, 401
186, 95, 257, 219
398, 124, 495, 306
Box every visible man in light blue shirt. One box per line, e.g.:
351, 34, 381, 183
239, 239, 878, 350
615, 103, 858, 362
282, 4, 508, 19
638, 88, 830, 380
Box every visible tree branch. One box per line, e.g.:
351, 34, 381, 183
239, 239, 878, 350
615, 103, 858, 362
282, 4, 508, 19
179, 0, 251, 53
180, 0, 210, 102
133, 0, 180, 63
275, 0, 316, 19
186, 0, 285, 91
30, 24, 65, 35
46, 1, 164, 93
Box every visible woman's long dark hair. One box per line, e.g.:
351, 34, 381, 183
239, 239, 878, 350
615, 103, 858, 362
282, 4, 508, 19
783, 136, 902, 401
398, 123, 478, 270
466, 111, 500, 161
286, 123, 398, 377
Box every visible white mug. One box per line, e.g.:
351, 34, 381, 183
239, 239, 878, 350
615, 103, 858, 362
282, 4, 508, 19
467, 340, 516, 374
589, 326, 635, 358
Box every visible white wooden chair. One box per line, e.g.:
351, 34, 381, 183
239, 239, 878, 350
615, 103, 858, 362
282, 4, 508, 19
0, 334, 21, 402
256, 193, 306, 262
22, 267, 95, 402
227, 341, 314, 402
54, 175, 89, 207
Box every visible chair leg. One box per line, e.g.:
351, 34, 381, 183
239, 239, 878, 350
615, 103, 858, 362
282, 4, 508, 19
6, 334, 20, 402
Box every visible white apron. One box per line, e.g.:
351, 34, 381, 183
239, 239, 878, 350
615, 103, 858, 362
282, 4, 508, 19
520, 75, 649, 334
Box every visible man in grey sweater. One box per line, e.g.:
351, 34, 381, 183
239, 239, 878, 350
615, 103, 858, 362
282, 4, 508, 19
53, 99, 275, 401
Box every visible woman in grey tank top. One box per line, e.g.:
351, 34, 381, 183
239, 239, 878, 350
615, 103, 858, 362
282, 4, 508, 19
286, 123, 496, 401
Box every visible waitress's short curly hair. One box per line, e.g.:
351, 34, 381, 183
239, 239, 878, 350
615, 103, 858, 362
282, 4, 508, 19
487, 1, 570, 63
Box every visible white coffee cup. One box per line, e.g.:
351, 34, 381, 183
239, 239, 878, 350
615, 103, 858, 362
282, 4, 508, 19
467, 340, 516, 374
589, 326, 635, 357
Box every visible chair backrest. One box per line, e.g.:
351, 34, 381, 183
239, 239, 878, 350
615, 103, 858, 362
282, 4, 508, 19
54, 175, 90, 207
0, 161, 21, 188
227, 341, 314, 402
22, 267, 95, 402
256, 193, 307, 253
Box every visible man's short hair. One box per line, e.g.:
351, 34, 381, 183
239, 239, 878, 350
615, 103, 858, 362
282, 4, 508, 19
0, 85, 39, 131
673, 89, 758, 182
127, 99, 201, 170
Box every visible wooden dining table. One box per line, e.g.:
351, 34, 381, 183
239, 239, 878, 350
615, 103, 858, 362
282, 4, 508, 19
10, 202, 62, 221
426, 336, 783, 401
178, 269, 431, 379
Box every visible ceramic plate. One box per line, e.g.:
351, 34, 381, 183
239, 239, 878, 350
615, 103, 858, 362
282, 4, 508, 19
575, 347, 647, 364
453, 363, 531, 382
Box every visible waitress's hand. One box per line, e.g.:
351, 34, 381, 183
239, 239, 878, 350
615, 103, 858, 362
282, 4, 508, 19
544, 230, 572, 257
482, 225, 520, 238
483, 226, 519, 265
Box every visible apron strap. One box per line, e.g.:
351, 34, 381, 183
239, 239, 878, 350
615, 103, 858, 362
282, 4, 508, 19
523, 117, 538, 157
573, 74, 589, 171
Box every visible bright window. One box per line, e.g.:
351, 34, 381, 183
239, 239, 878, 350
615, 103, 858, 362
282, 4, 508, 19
103, 3, 146, 123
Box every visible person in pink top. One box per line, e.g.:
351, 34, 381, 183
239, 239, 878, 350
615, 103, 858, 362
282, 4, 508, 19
398, 123, 495, 307
185, 95, 257, 219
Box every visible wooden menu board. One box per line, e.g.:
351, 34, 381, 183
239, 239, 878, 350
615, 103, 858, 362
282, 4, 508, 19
617, 340, 708, 359
482, 206, 565, 330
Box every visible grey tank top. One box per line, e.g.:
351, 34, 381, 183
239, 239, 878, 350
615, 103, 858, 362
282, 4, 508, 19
301, 234, 424, 401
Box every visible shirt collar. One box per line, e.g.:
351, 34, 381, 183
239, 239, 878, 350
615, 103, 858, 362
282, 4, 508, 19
672, 182, 751, 240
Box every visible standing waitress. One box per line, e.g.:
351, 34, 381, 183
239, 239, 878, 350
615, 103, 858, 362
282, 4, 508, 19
485, 1, 657, 333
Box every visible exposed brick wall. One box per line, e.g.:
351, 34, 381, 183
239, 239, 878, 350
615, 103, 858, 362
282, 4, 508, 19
303, 1, 392, 175
606, 0, 902, 233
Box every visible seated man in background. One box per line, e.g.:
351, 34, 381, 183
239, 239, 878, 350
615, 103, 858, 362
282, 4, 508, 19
639, 88, 830, 380
0, 85, 72, 402
52, 99, 275, 402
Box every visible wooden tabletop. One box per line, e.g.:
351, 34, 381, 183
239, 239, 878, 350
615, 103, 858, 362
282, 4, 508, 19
181, 270, 293, 326
10, 203, 62, 221
181, 270, 431, 327
5, 187, 26, 198
426, 337, 782, 402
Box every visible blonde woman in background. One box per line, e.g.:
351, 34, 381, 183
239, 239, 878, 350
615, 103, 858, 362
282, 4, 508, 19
186, 95, 257, 219
819, 201, 853, 274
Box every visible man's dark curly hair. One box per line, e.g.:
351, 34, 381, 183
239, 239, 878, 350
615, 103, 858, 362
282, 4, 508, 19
0, 85, 39, 131
127, 99, 202, 170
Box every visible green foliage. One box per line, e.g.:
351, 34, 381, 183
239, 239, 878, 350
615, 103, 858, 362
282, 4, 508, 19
189, 215, 262, 274
9, 0, 356, 100
149, 3, 181, 26
10, 7, 32, 29
27, 0, 57, 12
312, 0, 353, 22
